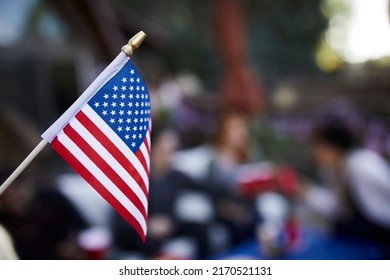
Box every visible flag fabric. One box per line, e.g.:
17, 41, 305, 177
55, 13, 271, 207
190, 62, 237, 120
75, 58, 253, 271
42, 52, 151, 241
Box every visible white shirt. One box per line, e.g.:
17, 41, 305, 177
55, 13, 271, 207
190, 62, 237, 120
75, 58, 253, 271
306, 149, 390, 229
345, 149, 390, 228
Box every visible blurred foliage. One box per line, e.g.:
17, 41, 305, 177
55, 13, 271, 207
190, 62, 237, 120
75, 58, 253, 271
315, 36, 343, 72
5, 0, 329, 81
117, 0, 327, 81
244, 0, 327, 78
320, 0, 350, 18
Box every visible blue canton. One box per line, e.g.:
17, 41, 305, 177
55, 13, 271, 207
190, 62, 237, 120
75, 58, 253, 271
88, 60, 151, 153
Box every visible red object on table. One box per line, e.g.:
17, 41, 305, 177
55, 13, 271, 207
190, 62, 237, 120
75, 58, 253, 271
239, 166, 299, 198
277, 167, 299, 196
239, 172, 277, 197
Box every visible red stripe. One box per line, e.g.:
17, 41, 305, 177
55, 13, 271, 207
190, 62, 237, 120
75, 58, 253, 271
51, 137, 146, 242
145, 141, 150, 156
63, 124, 147, 221
135, 147, 148, 174
76, 111, 148, 197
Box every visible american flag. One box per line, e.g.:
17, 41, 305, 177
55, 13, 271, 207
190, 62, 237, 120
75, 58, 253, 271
42, 52, 151, 241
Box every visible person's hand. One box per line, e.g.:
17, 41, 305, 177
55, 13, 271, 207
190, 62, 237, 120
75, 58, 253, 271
148, 214, 176, 240
56, 236, 85, 260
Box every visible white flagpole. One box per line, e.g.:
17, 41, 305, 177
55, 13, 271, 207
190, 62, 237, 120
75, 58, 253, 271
0, 31, 146, 196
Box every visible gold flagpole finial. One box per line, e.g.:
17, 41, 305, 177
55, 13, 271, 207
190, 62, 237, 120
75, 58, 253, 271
122, 31, 146, 56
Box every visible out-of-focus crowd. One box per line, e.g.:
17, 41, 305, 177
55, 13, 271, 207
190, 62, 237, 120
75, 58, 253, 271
1, 73, 390, 260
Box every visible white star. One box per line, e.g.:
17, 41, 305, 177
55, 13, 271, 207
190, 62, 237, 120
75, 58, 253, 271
144, 125, 147, 130
128, 102, 133, 107
141, 102, 144, 107
140, 118, 144, 123
132, 134, 137, 139
109, 118, 115, 124
139, 126, 143, 130
119, 110, 124, 116
135, 110, 139, 115
122, 77, 127, 83
120, 102, 125, 107
131, 142, 136, 148
138, 133, 142, 139
129, 94, 134, 99
141, 86, 145, 91
130, 69, 135, 75
118, 118, 123, 124
102, 110, 107, 116
133, 126, 137, 131
120, 94, 126, 99
126, 118, 131, 123
127, 110, 132, 115
136, 78, 140, 83
103, 102, 108, 107
126, 126, 130, 132
117, 126, 123, 132
104, 94, 109, 99
134, 118, 138, 123
129, 86, 134, 91
111, 110, 116, 115
136, 86, 140, 91
121, 86, 126, 91
136, 94, 140, 99
112, 102, 117, 107
135, 102, 139, 107
113, 86, 118, 91
125, 134, 130, 140
140, 110, 144, 115
94, 102, 100, 108
112, 94, 118, 99
130, 77, 134, 83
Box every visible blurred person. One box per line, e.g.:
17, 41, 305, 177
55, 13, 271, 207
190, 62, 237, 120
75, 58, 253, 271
208, 113, 250, 188
0, 172, 88, 259
206, 113, 257, 245
308, 120, 390, 249
112, 125, 210, 259
0, 224, 18, 259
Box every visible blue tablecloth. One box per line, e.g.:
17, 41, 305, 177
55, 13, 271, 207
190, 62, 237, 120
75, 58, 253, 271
213, 227, 384, 260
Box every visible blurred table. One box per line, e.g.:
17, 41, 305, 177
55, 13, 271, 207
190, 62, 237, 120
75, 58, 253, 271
212, 226, 383, 260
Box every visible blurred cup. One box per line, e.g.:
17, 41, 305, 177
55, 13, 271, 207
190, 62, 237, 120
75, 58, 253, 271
257, 222, 286, 258
77, 226, 112, 260
159, 238, 197, 260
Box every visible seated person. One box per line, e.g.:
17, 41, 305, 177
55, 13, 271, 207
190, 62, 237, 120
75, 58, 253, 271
0, 172, 88, 259
308, 120, 390, 247
207, 113, 256, 246
112, 125, 210, 259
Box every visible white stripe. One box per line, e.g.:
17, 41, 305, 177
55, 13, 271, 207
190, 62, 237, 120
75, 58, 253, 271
56, 131, 147, 235
146, 121, 151, 172
42, 52, 129, 142
82, 105, 149, 184
146, 130, 151, 152
69, 118, 148, 211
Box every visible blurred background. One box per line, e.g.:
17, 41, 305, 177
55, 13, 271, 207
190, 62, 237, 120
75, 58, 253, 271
1, 0, 390, 260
